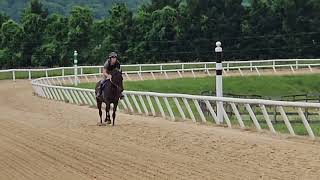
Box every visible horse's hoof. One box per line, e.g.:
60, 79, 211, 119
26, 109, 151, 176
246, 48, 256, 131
106, 121, 111, 125
97, 123, 106, 126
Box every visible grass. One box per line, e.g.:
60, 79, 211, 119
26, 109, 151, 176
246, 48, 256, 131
76, 74, 320, 97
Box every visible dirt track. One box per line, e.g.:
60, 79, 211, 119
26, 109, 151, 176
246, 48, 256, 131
1, 80, 320, 180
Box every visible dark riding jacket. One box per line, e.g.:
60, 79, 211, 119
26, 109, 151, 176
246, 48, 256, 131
102, 59, 123, 92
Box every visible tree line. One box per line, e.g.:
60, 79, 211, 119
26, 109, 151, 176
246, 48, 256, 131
0, 0, 320, 69
0, 0, 141, 21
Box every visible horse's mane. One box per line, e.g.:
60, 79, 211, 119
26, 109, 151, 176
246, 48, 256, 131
110, 70, 123, 90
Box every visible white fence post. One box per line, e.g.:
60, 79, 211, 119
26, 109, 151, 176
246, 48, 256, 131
278, 106, 295, 136
182, 98, 196, 122
193, 99, 206, 122
12, 70, 16, 81
260, 105, 276, 134
154, 96, 166, 118
124, 95, 134, 113
245, 104, 261, 131
230, 103, 245, 129
204, 100, 219, 125
297, 108, 315, 139
28, 70, 32, 80
146, 95, 156, 116
173, 98, 186, 120
138, 95, 149, 116
131, 95, 142, 114
164, 97, 175, 121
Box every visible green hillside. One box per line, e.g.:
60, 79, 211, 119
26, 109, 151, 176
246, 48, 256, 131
0, 0, 142, 21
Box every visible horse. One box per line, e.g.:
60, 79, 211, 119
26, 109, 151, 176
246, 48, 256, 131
95, 70, 123, 126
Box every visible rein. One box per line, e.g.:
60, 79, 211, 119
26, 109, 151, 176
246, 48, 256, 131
110, 79, 123, 91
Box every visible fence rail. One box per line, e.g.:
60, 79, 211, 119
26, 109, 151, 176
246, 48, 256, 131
2, 58, 320, 81
31, 70, 320, 140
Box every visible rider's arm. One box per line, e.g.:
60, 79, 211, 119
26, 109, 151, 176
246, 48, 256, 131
103, 60, 111, 74
103, 60, 112, 79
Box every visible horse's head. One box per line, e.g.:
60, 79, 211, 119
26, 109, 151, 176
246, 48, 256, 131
110, 70, 123, 91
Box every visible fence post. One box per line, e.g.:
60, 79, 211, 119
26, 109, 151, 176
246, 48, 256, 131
74, 50, 78, 86
12, 70, 16, 81
273, 60, 275, 70
28, 70, 31, 80
215, 41, 223, 123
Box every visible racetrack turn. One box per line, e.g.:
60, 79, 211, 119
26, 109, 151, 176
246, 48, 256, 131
0, 80, 320, 180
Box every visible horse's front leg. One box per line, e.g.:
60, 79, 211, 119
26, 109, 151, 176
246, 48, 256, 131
112, 101, 118, 126
97, 99, 104, 126
105, 102, 111, 124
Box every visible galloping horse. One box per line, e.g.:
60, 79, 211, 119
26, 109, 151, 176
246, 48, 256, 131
95, 70, 123, 126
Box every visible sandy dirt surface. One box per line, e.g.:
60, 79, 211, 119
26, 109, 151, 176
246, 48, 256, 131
1, 80, 320, 180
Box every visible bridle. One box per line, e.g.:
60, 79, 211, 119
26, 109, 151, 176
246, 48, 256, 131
110, 79, 123, 91
109, 70, 123, 91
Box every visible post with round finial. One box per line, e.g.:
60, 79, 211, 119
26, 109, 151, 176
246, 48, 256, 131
74, 50, 78, 86
215, 41, 223, 123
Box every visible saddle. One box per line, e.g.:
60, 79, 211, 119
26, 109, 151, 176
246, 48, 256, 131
96, 79, 109, 98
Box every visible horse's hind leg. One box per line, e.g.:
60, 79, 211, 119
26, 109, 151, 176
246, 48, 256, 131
112, 101, 118, 126
105, 102, 111, 124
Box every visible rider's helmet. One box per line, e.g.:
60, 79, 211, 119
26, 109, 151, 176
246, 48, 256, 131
108, 52, 118, 59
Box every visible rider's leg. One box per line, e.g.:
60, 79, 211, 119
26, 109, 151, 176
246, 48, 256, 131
97, 74, 107, 97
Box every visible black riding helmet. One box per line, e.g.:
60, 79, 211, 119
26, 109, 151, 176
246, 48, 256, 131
108, 52, 118, 59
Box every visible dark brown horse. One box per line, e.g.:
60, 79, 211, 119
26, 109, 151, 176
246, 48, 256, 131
95, 70, 123, 126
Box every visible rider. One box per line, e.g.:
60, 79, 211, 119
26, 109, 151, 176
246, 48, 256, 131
97, 52, 123, 98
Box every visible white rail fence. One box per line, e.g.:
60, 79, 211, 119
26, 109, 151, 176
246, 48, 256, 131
2, 58, 320, 81
32, 73, 320, 140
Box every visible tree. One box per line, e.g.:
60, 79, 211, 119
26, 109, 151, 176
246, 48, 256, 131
43, 14, 69, 66
94, 3, 133, 63
31, 43, 59, 67
20, 0, 48, 67
0, 48, 21, 69
67, 6, 93, 64
0, 13, 9, 27
0, 20, 24, 51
